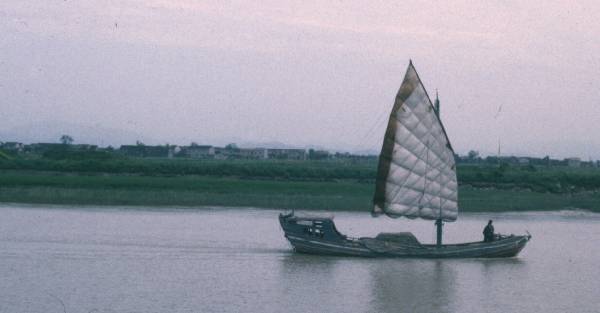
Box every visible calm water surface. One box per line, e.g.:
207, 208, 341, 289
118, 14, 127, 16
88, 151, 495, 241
0, 204, 598, 313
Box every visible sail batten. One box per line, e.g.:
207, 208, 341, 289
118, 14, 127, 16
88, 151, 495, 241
373, 62, 458, 222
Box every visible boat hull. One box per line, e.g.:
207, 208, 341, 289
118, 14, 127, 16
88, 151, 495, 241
279, 212, 531, 258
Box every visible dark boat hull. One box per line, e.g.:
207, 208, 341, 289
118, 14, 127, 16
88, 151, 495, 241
279, 212, 531, 258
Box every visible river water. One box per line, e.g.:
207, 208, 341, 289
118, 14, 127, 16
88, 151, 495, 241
0, 204, 598, 313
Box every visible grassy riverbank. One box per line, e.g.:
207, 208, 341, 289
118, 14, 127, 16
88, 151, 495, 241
1, 169, 599, 212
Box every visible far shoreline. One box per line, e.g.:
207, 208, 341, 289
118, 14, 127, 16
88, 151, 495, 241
1, 199, 598, 215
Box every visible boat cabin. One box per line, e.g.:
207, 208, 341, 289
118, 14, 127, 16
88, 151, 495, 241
279, 212, 347, 241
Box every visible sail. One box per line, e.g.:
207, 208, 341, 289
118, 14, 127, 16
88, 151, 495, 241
372, 61, 458, 221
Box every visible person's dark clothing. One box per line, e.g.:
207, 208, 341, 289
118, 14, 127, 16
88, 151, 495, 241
483, 224, 495, 242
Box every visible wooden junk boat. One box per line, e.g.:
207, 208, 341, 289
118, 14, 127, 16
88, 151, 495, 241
280, 61, 531, 258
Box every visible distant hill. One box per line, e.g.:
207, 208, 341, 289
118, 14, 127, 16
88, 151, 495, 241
0, 121, 155, 147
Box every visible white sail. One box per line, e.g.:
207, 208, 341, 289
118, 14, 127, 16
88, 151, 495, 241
372, 61, 458, 221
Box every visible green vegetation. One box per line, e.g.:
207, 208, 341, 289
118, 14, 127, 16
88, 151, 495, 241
1, 155, 600, 212
0, 156, 377, 181
0, 170, 372, 210
458, 164, 600, 193
458, 186, 600, 212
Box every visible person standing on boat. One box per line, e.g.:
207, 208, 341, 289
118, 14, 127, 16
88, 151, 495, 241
483, 220, 495, 242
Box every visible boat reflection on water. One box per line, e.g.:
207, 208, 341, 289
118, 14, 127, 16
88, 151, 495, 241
274, 254, 362, 312
367, 260, 456, 313
275, 254, 456, 313
276, 253, 530, 313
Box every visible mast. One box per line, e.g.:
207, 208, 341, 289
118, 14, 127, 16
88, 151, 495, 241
435, 219, 443, 246
434, 91, 443, 247
434, 89, 440, 117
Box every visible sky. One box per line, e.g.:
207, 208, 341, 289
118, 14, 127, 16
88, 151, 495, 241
1, 1, 600, 158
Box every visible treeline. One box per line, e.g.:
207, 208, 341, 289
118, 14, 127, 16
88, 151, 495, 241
0, 156, 376, 181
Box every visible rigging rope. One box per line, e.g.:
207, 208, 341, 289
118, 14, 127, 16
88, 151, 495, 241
356, 106, 389, 151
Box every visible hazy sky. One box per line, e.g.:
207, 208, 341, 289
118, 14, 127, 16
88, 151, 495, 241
2, 1, 600, 158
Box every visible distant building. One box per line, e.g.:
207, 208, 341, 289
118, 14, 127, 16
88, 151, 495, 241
518, 158, 530, 165
26, 143, 64, 154
71, 144, 98, 151
212, 147, 306, 160
331, 152, 377, 163
1, 142, 24, 152
213, 147, 230, 159
212, 147, 267, 159
566, 157, 581, 168
267, 148, 306, 160
238, 148, 268, 159
181, 145, 215, 159
119, 145, 173, 158
309, 149, 329, 160
581, 160, 594, 168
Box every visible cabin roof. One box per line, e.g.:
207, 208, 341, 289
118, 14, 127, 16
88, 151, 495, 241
288, 212, 334, 221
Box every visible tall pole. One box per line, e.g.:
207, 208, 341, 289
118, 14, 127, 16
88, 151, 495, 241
434, 91, 443, 247
435, 219, 443, 246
